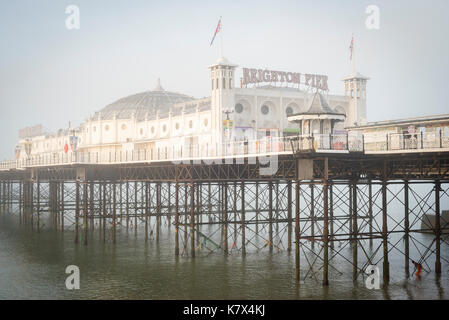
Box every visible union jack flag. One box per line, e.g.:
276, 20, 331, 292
210, 17, 222, 46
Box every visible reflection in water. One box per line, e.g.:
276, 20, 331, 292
0, 214, 447, 300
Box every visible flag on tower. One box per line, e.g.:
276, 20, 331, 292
349, 35, 354, 61
210, 17, 222, 46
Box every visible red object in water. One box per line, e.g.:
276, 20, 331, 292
64, 143, 68, 153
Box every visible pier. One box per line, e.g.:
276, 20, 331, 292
1, 132, 448, 286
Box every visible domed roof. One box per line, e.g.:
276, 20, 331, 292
95, 80, 195, 120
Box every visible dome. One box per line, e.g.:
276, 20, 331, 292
95, 80, 195, 120
216, 56, 229, 65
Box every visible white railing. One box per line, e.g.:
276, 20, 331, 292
364, 132, 449, 152
0, 136, 294, 170
1, 132, 447, 170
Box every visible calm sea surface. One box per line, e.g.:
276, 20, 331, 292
0, 213, 447, 300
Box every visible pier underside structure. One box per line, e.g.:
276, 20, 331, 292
0, 151, 448, 286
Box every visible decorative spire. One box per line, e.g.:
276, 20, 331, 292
153, 78, 164, 91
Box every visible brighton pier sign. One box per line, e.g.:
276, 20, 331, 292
242, 67, 328, 91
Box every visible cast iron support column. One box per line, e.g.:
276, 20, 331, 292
175, 181, 179, 256
126, 181, 129, 231
112, 182, 117, 244
269, 180, 273, 252
75, 180, 80, 244
329, 184, 334, 250
322, 158, 329, 286
295, 181, 301, 282
145, 182, 149, 242
241, 181, 246, 256
310, 184, 315, 248
287, 180, 292, 252
36, 179, 40, 232
352, 180, 358, 282
435, 180, 441, 274
404, 180, 410, 277
190, 182, 195, 258
382, 163, 390, 284
223, 182, 228, 255
134, 181, 138, 235
83, 181, 88, 245
368, 180, 373, 248
102, 182, 106, 243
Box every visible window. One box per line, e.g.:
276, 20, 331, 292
235, 103, 243, 114
162, 124, 167, 132
216, 78, 218, 89
211, 79, 214, 90
140, 128, 144, 135
175, 123, 180, 130
223, 78, 226, 89
93, 126, 96, 132
105, 125, 110, 131
151, 127, 155, 134
121, 124, 127, 130
229, 78, 232, 89
286, 106, 293, 116
189, 120, 193, 129
204, 118, 208, 127
261, 105, 269, 115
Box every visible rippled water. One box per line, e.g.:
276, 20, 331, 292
0, 214, 447, 300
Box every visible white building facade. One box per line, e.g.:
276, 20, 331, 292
15, 57, 368, 160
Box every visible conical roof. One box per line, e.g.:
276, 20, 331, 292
303, 92, 344, 116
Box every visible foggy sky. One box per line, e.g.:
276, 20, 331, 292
1, 0, 448, 160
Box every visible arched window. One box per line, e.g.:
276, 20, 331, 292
261, 105, 269, 115
235, 103, 243, 113
286, 106, 293, 116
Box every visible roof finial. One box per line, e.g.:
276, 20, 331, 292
154, 78, 164, 91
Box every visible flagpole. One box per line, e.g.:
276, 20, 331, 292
352, 34, 355, 73
220, 16, 223, 57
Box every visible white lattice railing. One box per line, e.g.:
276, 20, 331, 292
1, 132, 448, 170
